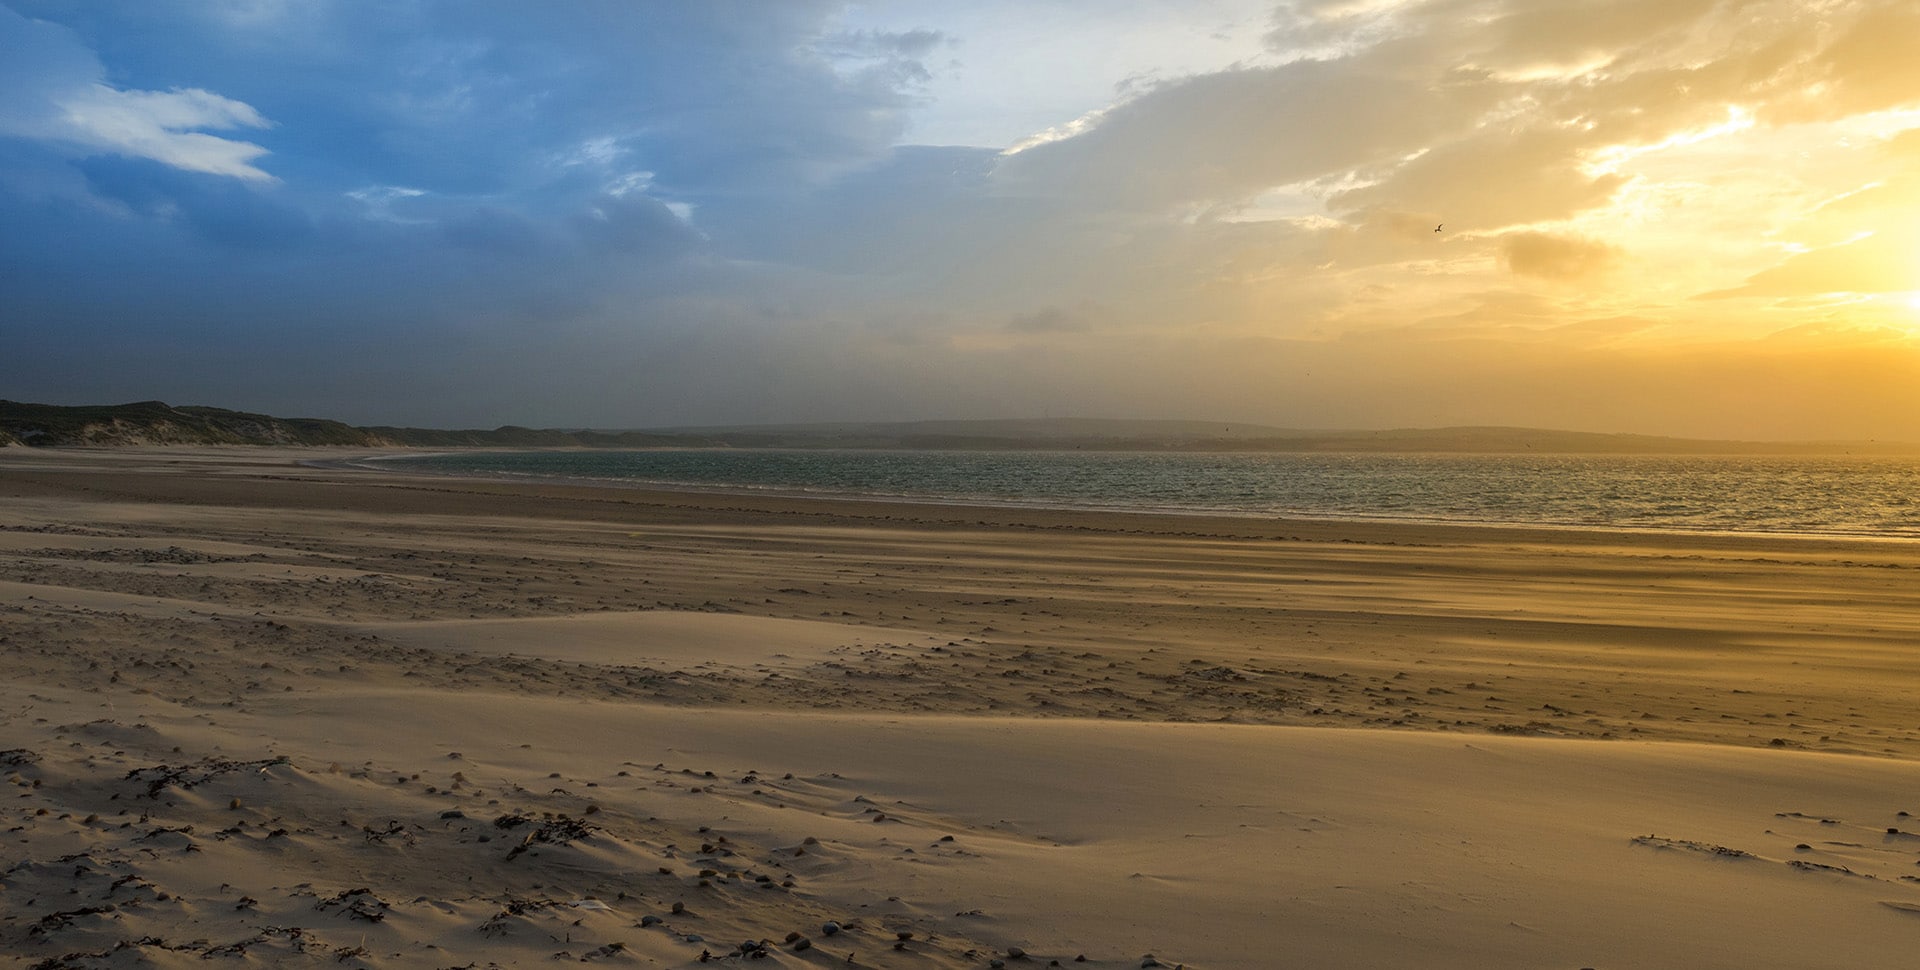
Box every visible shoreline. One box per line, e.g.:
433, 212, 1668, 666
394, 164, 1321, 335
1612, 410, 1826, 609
7, 441, 1916, 556
9, 441, 1915, 547
331, 446, 1920, 546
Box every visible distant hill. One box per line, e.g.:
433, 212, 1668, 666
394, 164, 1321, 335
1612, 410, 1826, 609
2, 401, 1913, 454
634, 419, 1918, 455
0, 401, 708, 450
0, 400, 387, 448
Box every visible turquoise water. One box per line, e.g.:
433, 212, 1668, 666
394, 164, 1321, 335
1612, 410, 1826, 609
371, 449, 1920, 539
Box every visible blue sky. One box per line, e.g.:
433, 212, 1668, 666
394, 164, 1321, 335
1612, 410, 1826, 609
4, 1, 1919, 438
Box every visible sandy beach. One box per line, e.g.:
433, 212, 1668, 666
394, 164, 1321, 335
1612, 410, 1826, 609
5, 446, 1920, 968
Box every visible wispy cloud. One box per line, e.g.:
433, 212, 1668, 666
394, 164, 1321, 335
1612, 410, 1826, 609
53, 84, 275, 180
1, 6, 274, 180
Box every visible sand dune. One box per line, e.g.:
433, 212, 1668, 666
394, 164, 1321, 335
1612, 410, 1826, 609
4, 447, 1920, 967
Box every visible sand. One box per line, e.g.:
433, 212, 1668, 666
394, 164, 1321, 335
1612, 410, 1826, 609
4, 446, 1920, 968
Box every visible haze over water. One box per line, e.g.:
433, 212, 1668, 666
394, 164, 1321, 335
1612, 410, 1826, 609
383, 450, 1920, 539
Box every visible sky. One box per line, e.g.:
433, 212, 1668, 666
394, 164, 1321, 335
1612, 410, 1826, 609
3, 0, 1919, 440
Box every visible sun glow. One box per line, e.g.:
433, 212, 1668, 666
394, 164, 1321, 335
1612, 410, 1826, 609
1583, 105, 1755, 177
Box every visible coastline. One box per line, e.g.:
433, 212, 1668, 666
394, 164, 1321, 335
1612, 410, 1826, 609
5, 445, 1920, 967
337, 445, 1920, 545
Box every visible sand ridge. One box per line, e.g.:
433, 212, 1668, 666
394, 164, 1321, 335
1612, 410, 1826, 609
5, 447, 1920, 967
356, 612, 947, 670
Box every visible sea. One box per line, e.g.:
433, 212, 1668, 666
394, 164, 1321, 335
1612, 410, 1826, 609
368, 449, 1920, 540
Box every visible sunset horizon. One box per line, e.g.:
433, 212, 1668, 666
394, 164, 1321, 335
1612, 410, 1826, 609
5, 1, 1918, 440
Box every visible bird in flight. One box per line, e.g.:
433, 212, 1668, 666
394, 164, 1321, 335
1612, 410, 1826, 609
1434, 223, 1443, 232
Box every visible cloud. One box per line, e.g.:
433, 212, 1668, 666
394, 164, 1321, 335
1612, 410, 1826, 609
1333, 126, 1628, 230
993, 56, 1492, 211
1500, 231, 1620, 281
53, 84, 274, 180
573, 192, 705, 258
1699, 229, 1920, 300
996, 0, 1920, 231
0, 6, 274, 180
1796, 2, 1920, 118
1697, 127, 1920, 301
1006, 306, 1092, 334
697, 144, 1002, 275
0, 0, 927, 291
815, 26, 948, 69
5, 0, 1920, 440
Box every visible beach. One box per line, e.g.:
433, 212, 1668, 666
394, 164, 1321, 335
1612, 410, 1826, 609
5, 446, 1920, 968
